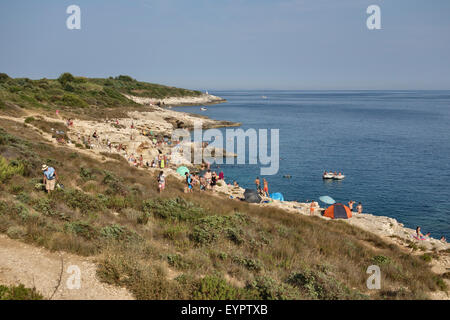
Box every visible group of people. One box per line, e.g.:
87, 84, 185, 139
183, 169, 224, 193
415, 226, 446, 243
254, 176, 269, 197
347, 200, 363, 214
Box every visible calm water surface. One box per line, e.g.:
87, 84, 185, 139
178, 90, 450, 239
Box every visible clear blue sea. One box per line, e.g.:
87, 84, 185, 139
178, 90, 450, 239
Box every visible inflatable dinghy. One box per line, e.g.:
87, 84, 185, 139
322, 173, 334, 179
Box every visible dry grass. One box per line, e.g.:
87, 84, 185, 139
0, 117, 446, 300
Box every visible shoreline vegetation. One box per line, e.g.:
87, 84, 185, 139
0, 73, 449, 300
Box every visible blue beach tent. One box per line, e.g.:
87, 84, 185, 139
270, 193, 284, 201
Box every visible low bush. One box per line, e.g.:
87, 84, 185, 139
0, 156, 25, 182
142, 198, 205, 222
64, 221, 98, 240
0, 284, 44, 300
193, 275, 241, 300
246, 276, 300, 300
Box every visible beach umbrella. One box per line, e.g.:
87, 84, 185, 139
176, 166, 189, 177
319, 196, 335, 205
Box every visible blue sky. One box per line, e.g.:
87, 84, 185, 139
1, 0, 449, 90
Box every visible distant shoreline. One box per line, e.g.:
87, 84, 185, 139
124, 93, 226, 107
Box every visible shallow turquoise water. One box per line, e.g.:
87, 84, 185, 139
178, 90, 450, 239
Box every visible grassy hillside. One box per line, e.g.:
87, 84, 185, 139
0, 116, 447, 300
0, 73, 202, 114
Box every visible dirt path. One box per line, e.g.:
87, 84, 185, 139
0, 235, 134, 300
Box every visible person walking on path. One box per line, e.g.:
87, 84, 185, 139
42, 164, 58, 194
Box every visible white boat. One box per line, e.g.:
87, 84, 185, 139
262, 96, 268, 99
333, 174, 345, 180
323, 173, 334, 179
200, 107, 207, 111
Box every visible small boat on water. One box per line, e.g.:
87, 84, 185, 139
200, 107, 207, 111
323, 172, 345, 180
323, 172, 334, 179
262, 96, 268, 99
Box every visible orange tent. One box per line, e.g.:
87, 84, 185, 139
323, 203, 352, 219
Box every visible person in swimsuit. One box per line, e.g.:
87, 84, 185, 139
185, 172, 193, 193
255, 177, 261, 193
348, 200, 355, 212
356, 202, 363, 214
415, 227, 430, 240
310, 201, 316, 216
263, 178, 269, 197
204, 169, 212, 190
157, 171, 165, 193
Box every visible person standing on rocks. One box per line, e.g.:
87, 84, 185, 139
356, 202, 363, 214
309, 200, 316, 216
348, 200, 355, 212
263, 178, 269, 197
255, 177, 261, 193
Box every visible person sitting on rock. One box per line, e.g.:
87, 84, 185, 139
415, 226, 430, 240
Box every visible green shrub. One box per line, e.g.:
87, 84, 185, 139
372, 255, 391, 265
64, 221, 98, 240
58, 72, 75, 86
193, 275, 240, 300
100, 224, 125, 240
9, 184, 24, 194
59, 189, 104, 214
61, 93, 88, 108
24, 117, 35, 124
103, 171, 127, 195
16, 192, 31, 204
434, 276, 447, 291
163, 225, 186, 240
420, 253, 433, 263
226, 227, 244, 245
63, 83, 75, 92
6, 225, 27, 239
115, 75, 134, 82
142, 198, 205, 222
246, 276, 300, 300
0, 284, 44, 300
0, 73, 10, 82
190, 214, 248, 246
0, 157, 25, 182
166, 254, 190, 270
232, 256, 262, 272
80, 167, 95, 181
286, 268, 355, 300
14, 203, 30, 221
33, 198, 57, 216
